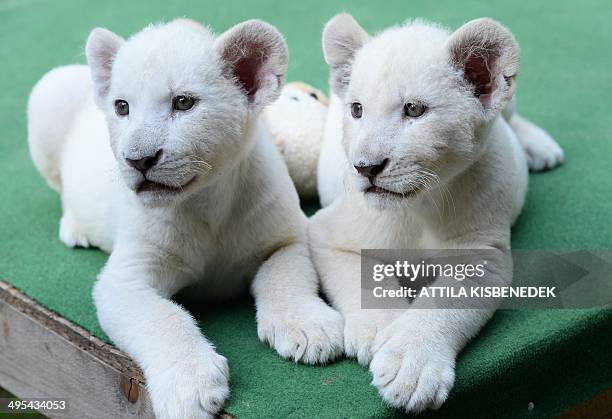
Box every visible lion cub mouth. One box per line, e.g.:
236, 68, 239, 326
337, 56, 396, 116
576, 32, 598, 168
366, 185, 420, 198
137, 177, 196, 194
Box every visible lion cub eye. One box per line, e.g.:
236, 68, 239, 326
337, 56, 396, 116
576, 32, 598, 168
351, 102, 363, 119
404, 102, 427, 118
173, 95, 196, 111
114, 100, 129, 117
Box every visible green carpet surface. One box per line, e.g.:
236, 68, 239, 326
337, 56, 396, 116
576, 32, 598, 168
1, 0, 611, 418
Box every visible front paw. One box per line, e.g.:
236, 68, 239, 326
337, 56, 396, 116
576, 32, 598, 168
369, 330, 455, 413
257, 300, 344, 364
59, 211, 90, 248
523, 130, 564, 172
147, 349, 229, 419
344, 310, 400, 366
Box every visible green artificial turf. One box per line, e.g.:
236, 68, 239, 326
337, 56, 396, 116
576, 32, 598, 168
0, 0, 611, 418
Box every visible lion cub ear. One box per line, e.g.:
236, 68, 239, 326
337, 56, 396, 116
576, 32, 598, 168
322, 13, 370, 97
215, 20, 288, 112
85, 28, 125, 106
447, 18, 520, 113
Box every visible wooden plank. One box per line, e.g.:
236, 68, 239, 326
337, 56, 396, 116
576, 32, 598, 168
0, 280, 154, 419
555, 387, 612, 419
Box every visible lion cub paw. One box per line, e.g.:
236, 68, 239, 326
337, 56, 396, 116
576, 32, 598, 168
369, 327, 455, 413
257, 300, 344, 364
59, 211, 90, 248
344, 310, 400, 366
147, 349, 230, 419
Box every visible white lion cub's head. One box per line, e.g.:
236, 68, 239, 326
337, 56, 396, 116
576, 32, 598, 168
323, 14, 519, 207
86, 19, 288, 207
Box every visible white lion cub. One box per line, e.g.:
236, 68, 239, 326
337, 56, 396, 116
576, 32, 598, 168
310, 15, 564, 413
28, 19, 343, 418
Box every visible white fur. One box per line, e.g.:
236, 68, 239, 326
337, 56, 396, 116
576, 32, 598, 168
508, 111, 565, 171
311, 15, 563, 413
28, 19, 343, 419
317, 92, 350, 207
264, 82, 327, 199
264, 82, 328, 199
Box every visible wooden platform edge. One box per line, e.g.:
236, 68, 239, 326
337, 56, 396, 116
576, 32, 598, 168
0, 280, 144, 381
0, 279, 153, 418
555, 387, 612, 419
1, 280, 606, 418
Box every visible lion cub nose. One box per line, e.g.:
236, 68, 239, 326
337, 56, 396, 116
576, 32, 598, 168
354, 159, 389, 179
125, 149, 163, 173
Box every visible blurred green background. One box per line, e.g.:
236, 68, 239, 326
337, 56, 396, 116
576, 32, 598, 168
0, 0, 611, 418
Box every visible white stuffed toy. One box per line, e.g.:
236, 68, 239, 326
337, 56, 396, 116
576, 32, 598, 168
264, 82, 328, 199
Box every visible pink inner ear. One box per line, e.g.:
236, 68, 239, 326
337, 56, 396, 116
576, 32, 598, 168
223, 38, 271, 102
233, 54, 261, 98
464, 54, 496, 104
